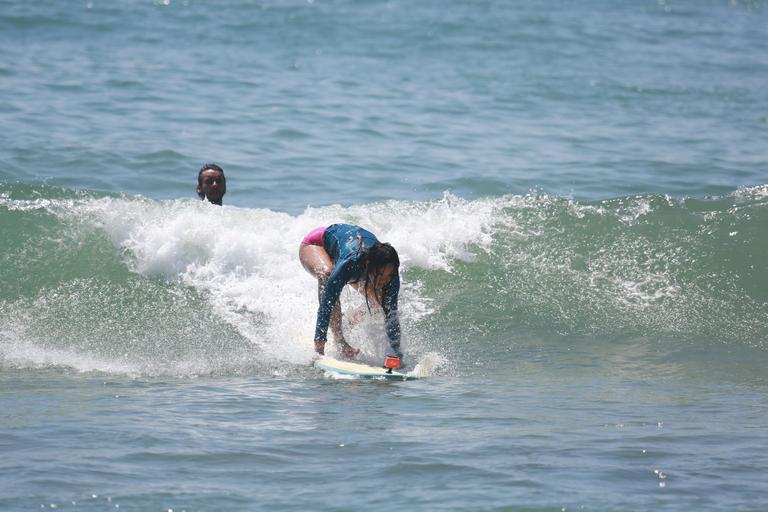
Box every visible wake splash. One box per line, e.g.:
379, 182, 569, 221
1, 185, 766, 376
440, 185, 768, 346
0, 190, 492, 376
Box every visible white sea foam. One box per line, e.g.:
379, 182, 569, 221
48, 194, 501, 370
732, 184, 768, 203
615, 274, 681, 307
0, 331, 142, 376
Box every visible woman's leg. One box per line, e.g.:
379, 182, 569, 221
299, 244, 358, 357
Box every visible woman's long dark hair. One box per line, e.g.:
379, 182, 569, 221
361, 241, 399, 313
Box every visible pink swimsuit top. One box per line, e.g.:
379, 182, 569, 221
301, 226, 327, 246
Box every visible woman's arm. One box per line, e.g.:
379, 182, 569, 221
314, 258, 358, 343
381, 274, 402, 357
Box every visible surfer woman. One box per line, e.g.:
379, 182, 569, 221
299, 224, 402, 366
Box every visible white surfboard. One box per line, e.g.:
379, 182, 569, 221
314, 356, 417, 381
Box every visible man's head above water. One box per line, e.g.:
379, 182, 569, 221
197, 163, 226, 205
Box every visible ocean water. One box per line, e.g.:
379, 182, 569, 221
2, 0, 768, 510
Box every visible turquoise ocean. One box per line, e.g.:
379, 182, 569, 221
2, 1, 768, 510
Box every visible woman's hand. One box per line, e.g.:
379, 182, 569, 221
340, 342, 360, 359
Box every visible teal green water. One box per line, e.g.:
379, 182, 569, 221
2, 1, 768, 510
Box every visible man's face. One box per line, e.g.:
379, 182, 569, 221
198, 169, 226, 204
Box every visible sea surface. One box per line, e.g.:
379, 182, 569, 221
2, 0, 768, 510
